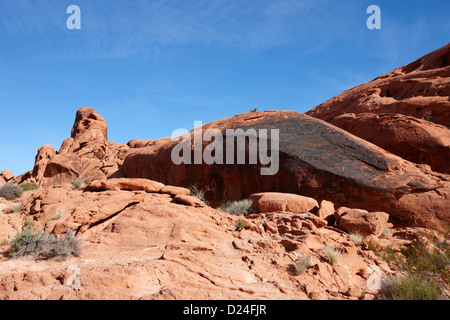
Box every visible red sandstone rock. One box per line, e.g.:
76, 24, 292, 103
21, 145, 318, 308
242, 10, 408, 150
306, 44, 450, 174
249, 192, 319, 213
307, 43, 450, 127
329, 113, 450, 174
338, 209, 390, 237
0, 170, 15, 184
173, 195, 205, 207
317, 200, 335, 224
84, 178, 164, 193
21, 107, 130, 188
160, 185, 191, 196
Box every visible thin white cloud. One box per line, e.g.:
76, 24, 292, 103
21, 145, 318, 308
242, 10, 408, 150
0, 0, 349, 60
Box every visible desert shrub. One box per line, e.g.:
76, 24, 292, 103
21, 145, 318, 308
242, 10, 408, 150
234, 219, 247, 231
379, 275, 442, 300
189, 183, 210, 205
71, 178, 85, 190
19, 182, 40, 191
321, 246, 339, 265
55, 209, 64, 219
295, 255, 311, 275
9, 222, 49, 258
382, 237, 449, 284
0, 183, 23, 200
9, 203, 22, 213
218, 199, 255, 216
378, 234, 449, 299
41, 228, 82, 261
350, 231, 365, 246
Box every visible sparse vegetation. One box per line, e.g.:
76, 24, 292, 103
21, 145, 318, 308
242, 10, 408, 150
349, 231, 366, 246
234, 219, 247, 231
250, 107, 258, 112
9, 222, 49, 258
19, 182, 40, 191
0, 183, 24, 200
321, 246, 339, 266
295, 255, 311, 275
379, 274, 442, 300
218, 199, 255, 216
71, 178, 85, 190
9, 203, 22, 214
41, 228, 82, 261
189, 183, 210, 205
377, 231, 449, 300
9, 222, 81, 261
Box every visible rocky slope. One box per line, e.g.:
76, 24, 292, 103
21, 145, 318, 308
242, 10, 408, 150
0, 180, 434, 300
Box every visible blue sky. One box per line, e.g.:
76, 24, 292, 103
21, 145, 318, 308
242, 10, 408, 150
0, 0, 449, 176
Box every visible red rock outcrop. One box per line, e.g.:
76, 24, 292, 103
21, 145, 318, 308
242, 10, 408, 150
337, 209, 390, 237
0, 183, 403, 300
306, 43, 450, 173
307, 43, 450, 127
122, 110, 449, 230
329, 113, 450, 174
249, 192, 319, 214
21, 107, 130, 188
0, 171, 16, 185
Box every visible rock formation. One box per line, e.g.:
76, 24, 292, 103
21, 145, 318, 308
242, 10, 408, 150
22, 107, 130, 188
122, 110, 449, 230
306, 43, 450, 174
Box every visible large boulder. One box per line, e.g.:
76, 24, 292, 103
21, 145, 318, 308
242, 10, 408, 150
122, 110, 450, 230
338, 209, 390, 237
0, 170, 16, 184
249, 192, 319, 213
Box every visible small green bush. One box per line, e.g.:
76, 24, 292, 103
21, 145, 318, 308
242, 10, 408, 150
379, 275, 442, 300
0, 183, 24, 200
71, 178, 85, 190
321, 246, 339, 265
295, 255, 311, 275
234, 219, 247, 231
19, 182, 40, 191
9, 222, 49, 258
218, 199, 255, 216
